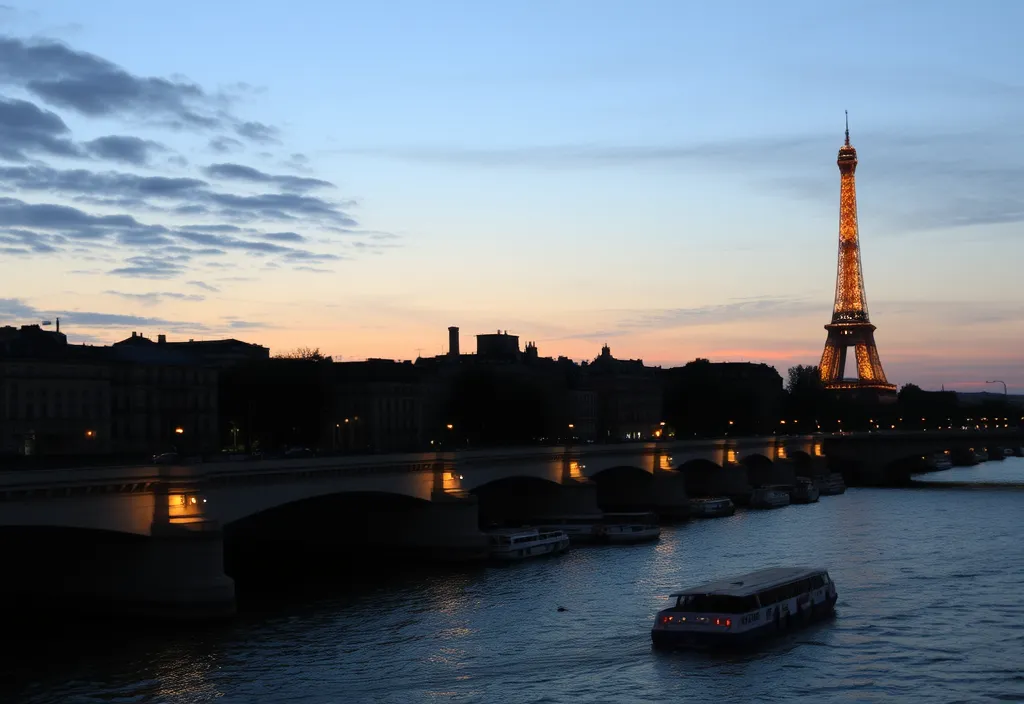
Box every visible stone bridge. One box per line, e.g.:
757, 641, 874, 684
823, 428, 1023, 486
0, 429, 1018, 618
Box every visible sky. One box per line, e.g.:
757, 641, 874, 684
0, 0, 1022, 392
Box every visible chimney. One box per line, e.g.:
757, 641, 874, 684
56, 317, 60, 333
131, 331, 137, 338
448, 326, 460, 356
158, 334, 166, 344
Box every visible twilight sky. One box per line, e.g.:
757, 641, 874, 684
1, 1, 1022, 392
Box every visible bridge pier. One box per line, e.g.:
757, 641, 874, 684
652, 471, 690, 521
531, 479, 603, 517
365, 493, 488, 562
684, 463, 752, 505
0, 523, 236, 620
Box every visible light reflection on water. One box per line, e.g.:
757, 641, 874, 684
4, 458, 1024, 703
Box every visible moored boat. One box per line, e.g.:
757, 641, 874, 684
651, 566, 838, 650
749, 486, 790, 509
791, 477, 820, 504
485, 528, 570, 561
689, 497, 736, 518
817, 472, 847, 495
599, 512, 661, 544
530, 515, 602, 544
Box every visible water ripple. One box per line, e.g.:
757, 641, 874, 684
4, 464, 1024, 703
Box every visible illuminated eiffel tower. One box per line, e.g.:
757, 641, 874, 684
818, 113, 896, 396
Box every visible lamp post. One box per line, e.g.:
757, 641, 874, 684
986, 380, 1007, 396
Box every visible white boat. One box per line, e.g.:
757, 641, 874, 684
485, 528, 570, 561
790, 477, 820, 504
689, 497, 735, 518
817, 473, 847, 496
749, 486, 790, 509
651, 566, 838, 650
599, 512, 661, 544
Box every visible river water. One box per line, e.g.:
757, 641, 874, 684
5, 459, 1024, 704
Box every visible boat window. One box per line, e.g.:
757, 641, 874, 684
675, 594, 759, 613
810, 574, 825, 589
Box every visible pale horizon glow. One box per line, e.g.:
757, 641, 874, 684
1, 1, 1022, 392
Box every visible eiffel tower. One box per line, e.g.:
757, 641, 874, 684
818, 113, 896, 396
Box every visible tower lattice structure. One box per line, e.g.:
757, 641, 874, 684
818, 114, 896, 394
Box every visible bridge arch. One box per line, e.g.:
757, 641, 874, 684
790, 450, 813, 475
589, 465, 654, 513
0, 492, 157, 536
209, 470, 431, 526
221, 490, 448, 578
470, 475, 596, 526
740, 453, 777, 488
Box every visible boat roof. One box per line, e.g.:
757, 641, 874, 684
486, 527, 542, 537
669, 567, 827, 598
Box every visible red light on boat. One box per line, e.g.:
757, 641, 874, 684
725, 619, 732, 627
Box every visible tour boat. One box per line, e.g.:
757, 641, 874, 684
485, 528, 570, 561
688, 497, 735, 518
790, 477, 820, 504
927, 452, 954, 471
599, 512, 661, 544
749, 486, 791, 509
651, 566, 838, 650
817, 472, 847, 495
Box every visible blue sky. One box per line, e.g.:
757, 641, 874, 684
1, 1, 1022, 391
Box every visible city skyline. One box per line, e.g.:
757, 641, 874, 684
0, 2, 1022, 392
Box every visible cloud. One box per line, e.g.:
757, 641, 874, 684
620, 298, 823, 330
0, 297, 39, 319
108, 255, 185, 279
209, 136, 244, 153
187, 280, 219, 292
0, 34, 396, 280
85, 135, 166, 165
104, 290, 205, 305
235, 121, 279, 143
0, 296, 209, 332
0, 35, 221, 127
342, 122, 1024, 231
282, 152, 311, 171
222, 319, 271, 329
0, 163, 357, 227
202, 162, 333, 191
262, 231, 305, 242
295, 266, 332, 273
0, 95, 81, 161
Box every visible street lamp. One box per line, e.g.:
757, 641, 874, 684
986, 380, 1007, 396
174, 427, 184, 435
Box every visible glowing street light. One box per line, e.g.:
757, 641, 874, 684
446, 423, 454, 430
174, 427, 184, 435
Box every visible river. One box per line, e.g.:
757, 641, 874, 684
5, 459, 1024, 703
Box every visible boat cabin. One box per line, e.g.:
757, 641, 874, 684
652, 566, 838, 648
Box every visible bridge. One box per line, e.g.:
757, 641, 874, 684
0, 429, 1019, 619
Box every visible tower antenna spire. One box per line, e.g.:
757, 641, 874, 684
844, 110, 850, 146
